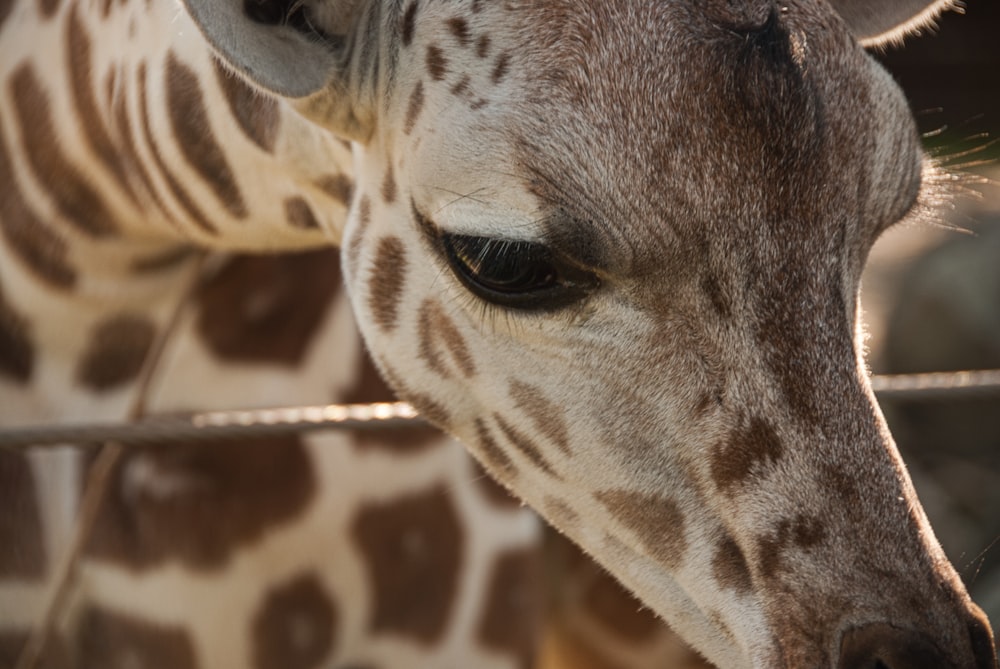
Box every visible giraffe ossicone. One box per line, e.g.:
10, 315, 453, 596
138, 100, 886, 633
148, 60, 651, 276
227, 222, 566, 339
1, 0, 996, 666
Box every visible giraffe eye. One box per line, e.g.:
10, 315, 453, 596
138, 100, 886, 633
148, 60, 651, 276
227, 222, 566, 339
442, 234, 597, 310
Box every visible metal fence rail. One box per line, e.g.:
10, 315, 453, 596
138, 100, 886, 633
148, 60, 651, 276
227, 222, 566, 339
869, 369, 1000, 399
1, 370, 998, 451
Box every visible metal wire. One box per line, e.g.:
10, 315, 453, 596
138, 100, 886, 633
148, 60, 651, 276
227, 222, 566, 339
0, 402, 422, 450
0, 370, 997, 451
869, 369, 1000, 400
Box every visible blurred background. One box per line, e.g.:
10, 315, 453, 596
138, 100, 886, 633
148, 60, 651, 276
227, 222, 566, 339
864, 0, 1000, 630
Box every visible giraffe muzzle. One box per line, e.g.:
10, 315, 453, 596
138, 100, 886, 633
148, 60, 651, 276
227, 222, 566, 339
837, 608, 998, 669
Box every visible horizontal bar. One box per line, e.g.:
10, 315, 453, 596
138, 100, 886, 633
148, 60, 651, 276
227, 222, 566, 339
0, 402, 423, 450
0, 371, 997, 451
869, 369, 1000, 400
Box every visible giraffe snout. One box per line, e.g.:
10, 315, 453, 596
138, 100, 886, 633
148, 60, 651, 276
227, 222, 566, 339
968, 606, 1000, 669
837, 611, 998, 669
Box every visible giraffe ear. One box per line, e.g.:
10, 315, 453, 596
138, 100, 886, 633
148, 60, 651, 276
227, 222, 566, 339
827, 0, 959, 47
181, 0, 374, 140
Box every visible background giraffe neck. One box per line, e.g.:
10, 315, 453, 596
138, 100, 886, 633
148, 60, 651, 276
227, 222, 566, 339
0, 0, 360, 424
1, 0, 355, 282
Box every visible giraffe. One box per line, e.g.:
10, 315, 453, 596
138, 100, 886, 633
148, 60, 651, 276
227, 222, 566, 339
0, 1, 996, 669
181, 0, 999, 666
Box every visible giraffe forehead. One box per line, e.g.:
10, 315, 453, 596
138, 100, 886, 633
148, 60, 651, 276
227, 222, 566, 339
394, 0, 918, 273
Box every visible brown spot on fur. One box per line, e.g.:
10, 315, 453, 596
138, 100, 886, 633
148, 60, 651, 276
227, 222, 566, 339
582, 567, 661, 642
341, 351, 441, 452
381, 166, 397, 204
474, 417, 516, 476
477, 548, 542, 663
137, 63, 218, 236
0, 631, 68, 668
380, 363, 454, 428
708, 611, 737, 645
491, 52, 511, 84
357, 196, 371, 228
76, 605, 197, 669
10, 64, 119, 238
446, 17, 470, 46
543, 496, 578, 529
401, 1, 418, 47
710, 416, 783, 493
702, 272, 731, 319
596, 490, 687, 570
475, 34, 490, 59
68, 8, 143, 209
316, 174, 354, 206
550, 637, 631, 669
283, 196, 320, 229
821, 463, 864, 523
37, 0, 58, 18
196, 249, 339, 366
494, 414, 559, 478
86, 434, 315, 569
403, 81, 424, 135
252, 573, 338, 669
368, 237, 407, 332
0, 283, 34, 383
425, 44, 447, 80
712, 535, 753, 594
165, 52, 247, 219
0, 0, 14, 28
417, 299, 476, 379
792, 516, 826, 548
469, 459, 520, 508
0, 123, 77, 289
450, 75, 471, 98
76, 314, 156, 392
403, 391, 451, 427
0, 451, 46, 578
110, 75, 172, 221
755, 269, 854, 426
352, 485, 463, 643
509, 380, 570, 454
756, 514, 827, 579
756, 536, 782, 580
213, 57, 280, 153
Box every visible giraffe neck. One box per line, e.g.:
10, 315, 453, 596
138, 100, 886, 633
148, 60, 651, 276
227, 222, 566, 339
1, 0, 354, 286
0, 0, 359, 424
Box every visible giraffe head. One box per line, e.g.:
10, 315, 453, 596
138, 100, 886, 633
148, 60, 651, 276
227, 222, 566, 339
185, 0, 995, 666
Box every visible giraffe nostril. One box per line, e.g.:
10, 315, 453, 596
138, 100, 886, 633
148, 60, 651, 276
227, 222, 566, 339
838, 622, 950, 669
966, 605, 998, 669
